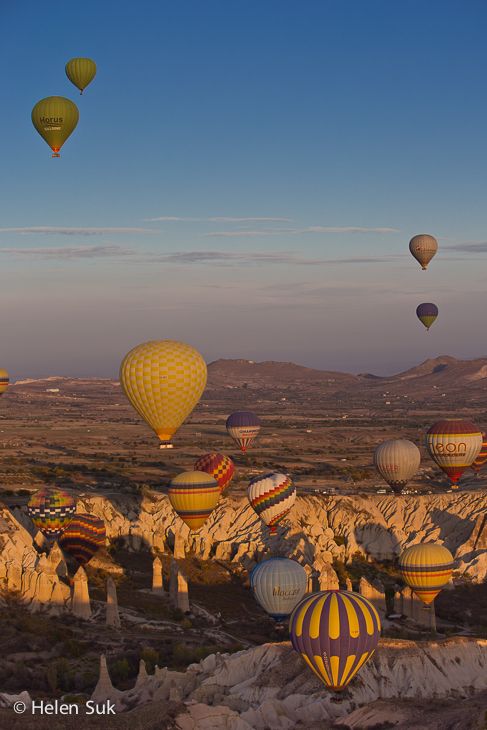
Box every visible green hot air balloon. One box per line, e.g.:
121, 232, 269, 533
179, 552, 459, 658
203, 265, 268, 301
31, 97, 79, 157
65, 58, 97, 95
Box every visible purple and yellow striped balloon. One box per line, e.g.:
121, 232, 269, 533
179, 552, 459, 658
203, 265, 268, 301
247, 472, 295, 532
289, 590, 381, 692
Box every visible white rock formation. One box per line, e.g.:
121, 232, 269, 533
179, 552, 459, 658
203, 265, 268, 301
152, 555, 165, 595
72, 566, 92, 619
173, 530, 186, 559
176, 565, 190, 613
91, 637, 487, 727
106, 577, 121, 627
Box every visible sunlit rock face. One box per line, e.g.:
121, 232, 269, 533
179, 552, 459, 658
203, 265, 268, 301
89, 637, 487, 726
35, 491, 487, 581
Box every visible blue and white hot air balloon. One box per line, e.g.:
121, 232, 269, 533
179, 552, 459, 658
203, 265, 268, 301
250, 558, 307, 624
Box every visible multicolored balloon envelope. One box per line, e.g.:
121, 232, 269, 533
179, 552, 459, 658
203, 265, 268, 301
247, 472, 295, 532
426, 419, 482, 487
416, 302, 438, 331
471, 432, 487, 473
120, 340, 207, 446
65, 57, 97, 95
398, 543, 454, 605
226, 411, 260, 453
409, 234, 438, 270
59, 513, 106, 566
31, 96, 79, 157
373, 439, 421, 494
168, 471, 220, 531
289, 590, 381, 692
194, 452, 235, 494
250, 558, 307, 623
27, 487, 76, 541
0, 368, 9, 397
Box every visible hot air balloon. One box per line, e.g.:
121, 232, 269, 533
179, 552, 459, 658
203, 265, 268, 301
27, 487, 76, 541
194, 453, 234, 494
120, 340, 207, 448
426, 419, 482, 488
409, 234, 438, 270
373, 439, 421, 494
226, 411, 260, 453
416, 303, 438, 331
248, 472, 295, 532
289, 590, 380, 696
59, 513, 106, 566
250, 558, 307, 624
31, 96, 79, 157
168, 471, 220, 531
65, 57, 97, 95
398, 543, 453, 605
471, 433, 487, 474
0, 368, 9, 397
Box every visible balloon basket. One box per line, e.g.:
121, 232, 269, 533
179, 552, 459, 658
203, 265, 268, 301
52, 153, 60, 157
330, 695, 343, 705
159, 443, 174, 449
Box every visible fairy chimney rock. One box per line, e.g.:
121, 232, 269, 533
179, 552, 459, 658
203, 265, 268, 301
176, 565, 190, 613
169, 560, 179, 601
152, 556, 165, 595
106, 577, 121, 627
173, 531, 186, 560
48, 542, 67, 577
72, 566, 92, 619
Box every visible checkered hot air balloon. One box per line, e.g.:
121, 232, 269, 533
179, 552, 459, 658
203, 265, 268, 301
471, 433, 487, 473
120, 340, 207, 447
426, 419, 482, 488
59, 513, 106, 566
169, 471, 220, 531
289, 590, 381, 693
398, 543, 453, 605
247, 472, 295, 532
194, 452, 235, 494
27, 487, 76, 541
226, 411, 260, 453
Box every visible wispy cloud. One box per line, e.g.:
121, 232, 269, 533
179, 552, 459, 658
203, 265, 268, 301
0, 227, 161, 236
0, 244, 138, 260
143, 216, 294, 222
0, 245, 398, 266
205, 227, 399, 237
443, 241, 487, 253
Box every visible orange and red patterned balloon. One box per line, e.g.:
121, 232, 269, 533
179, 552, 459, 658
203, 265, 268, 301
194, 452, 235, 494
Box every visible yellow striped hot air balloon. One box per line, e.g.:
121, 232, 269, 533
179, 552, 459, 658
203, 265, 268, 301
398, 543, 453, 605
120, 340, 207, 448
289, 590, 380, 695
0, 368, 9, 397
168, 471, 220, 531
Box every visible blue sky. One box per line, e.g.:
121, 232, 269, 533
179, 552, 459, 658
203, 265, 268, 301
1, 1, 487, 379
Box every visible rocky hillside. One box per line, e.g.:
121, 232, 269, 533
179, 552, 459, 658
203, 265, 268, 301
7, 491, 487, 582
